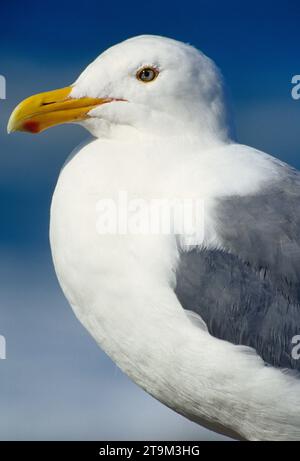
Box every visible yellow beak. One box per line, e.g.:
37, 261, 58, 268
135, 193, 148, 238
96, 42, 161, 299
7, 86, 111, 134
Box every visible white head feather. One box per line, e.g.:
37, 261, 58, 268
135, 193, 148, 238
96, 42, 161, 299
71, 35, 233, 143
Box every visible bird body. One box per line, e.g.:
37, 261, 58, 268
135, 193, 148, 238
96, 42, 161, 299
49, 137, 300, 440
8, 35, 300, 440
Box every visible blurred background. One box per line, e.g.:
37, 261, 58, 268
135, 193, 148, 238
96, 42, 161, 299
0, 0, 299, 441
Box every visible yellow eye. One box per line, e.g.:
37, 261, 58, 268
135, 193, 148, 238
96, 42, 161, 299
136, 67, 159, 83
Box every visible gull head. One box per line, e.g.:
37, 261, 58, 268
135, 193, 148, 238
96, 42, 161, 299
8, 35, 232, 142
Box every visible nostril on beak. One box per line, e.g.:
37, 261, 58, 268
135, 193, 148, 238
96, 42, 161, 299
41, 101, 57, 106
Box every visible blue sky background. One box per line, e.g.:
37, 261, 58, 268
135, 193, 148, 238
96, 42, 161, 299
0, 0, 299, 440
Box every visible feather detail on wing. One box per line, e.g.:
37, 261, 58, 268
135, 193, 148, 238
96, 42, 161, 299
175, 168, 300, 370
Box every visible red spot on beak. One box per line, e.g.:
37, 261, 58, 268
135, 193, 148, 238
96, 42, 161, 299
23, 120, 40, 133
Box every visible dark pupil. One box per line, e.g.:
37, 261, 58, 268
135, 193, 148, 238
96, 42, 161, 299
142, 69, 152, 80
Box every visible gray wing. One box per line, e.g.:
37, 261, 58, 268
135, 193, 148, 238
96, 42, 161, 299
175, 170, 300, 370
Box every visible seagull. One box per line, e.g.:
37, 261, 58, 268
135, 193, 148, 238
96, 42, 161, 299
8, 35, 300, 441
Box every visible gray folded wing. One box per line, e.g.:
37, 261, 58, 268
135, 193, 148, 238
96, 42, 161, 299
175, 170, 300, 369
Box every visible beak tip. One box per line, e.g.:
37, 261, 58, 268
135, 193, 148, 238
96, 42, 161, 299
7, 111, 18, 134
7, 121, 14, 134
